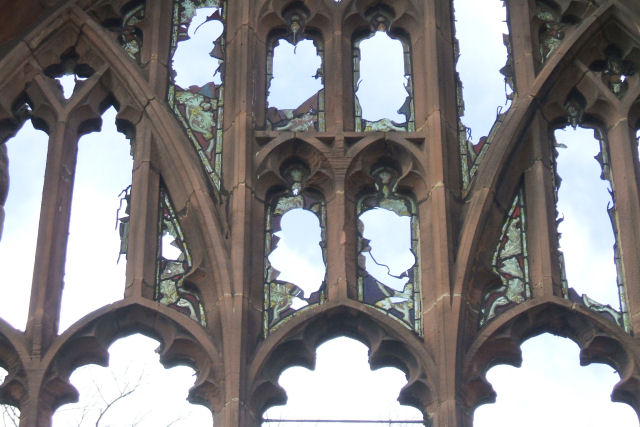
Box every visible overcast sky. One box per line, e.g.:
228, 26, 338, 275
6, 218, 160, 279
0, 1, 638, 426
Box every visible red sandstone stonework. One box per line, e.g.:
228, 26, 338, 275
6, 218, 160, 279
0, 0, 639, 426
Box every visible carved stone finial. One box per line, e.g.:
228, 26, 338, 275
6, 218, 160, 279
282, 3, 309, 45
371, 162, 399, 198
281, 158, 310, 196
563, 89, 586, 129
364, 4, 395, 33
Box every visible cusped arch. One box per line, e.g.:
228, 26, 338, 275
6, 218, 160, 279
0, 320, 29, 408
248, 301, 436, 421
346, 135, 427, 199
461, 298, 640, 416
40, 299, 224, 417
256, 136, 335, 198
256, 0, 333, 40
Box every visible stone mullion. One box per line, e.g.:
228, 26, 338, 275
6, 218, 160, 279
505, 0, 537, 94
326, 160, 348, 301
420, 1, 462, 426
325, 15, 343, 132
25, 121, 77, 355
524, 113, 561, 298
606, 117, 640, 333
216, 0, 256, 425
124, 120, 159, 299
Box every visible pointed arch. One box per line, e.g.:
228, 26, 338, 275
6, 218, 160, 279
455, 2, 620, 301
461, 298, 640, 416
0, 4, 233, 301
40, 299, 224, 416
248, 301, 437, 421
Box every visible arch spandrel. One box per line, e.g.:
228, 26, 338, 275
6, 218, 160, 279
248, 301, 437, 421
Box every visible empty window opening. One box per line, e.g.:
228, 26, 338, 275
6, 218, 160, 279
59, 107, 133, 331
554, 127, 621, 311
52, 334, 213, 426
454, 0, 511, 145
0, 119, 48, 330
473, 334, 638, 426
172, 7, 224, 89
0, 367, 20, 425
267, 208, 325, 309
354, 31, 414, 131
262, 337, 424, 426
264, 162, 327, 334
356, 166, 421, 334
359, 207, 414, 292
266, 37, 324, 131
56, 74, 88, 99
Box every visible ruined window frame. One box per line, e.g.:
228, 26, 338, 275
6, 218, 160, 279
155, 183, 207, 327
265, 28, 326, 132
551, 123, 630, 331
263, 173, 327, 337
352, 28, 415, 132
355, 167, 422, 336
166, 0, 226, 192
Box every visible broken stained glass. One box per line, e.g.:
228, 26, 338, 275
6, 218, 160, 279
265, 7, 325, 132
263, 167, 327, 336
353, 29, 415, 132
167, 0, 226, 191
155, 185, 206, 326
479, 188, 531, 326
118, 1, 145, 62
356, 167, 422, 335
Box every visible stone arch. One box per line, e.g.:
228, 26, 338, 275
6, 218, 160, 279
39, 300, 223, 418
0, 0, 231, 354
454, 4, 621, 300
256, 1, 331, 132
461, 298, 640, 416
257, 0, 333, 37
248, 301, 436, 422
346, 0, 421, 35
346, 136, 427, 200
256, 136, 335, 198
58, 5, 232, 297
0, 322, 29, 408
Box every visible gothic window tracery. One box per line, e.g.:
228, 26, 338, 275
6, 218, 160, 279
263, 161, 327, 336
552, 98, 628, 329
59, 107, 134, 331
44, 49, 94, 100
167, 0, 226, 191
356, 164, 421, 335
265, 5, 325, 132
589, 44, 637, 98
353, 5, 414, 132
155, 184, 206, 326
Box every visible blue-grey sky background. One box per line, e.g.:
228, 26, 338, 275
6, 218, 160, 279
0, 1, 638, 426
